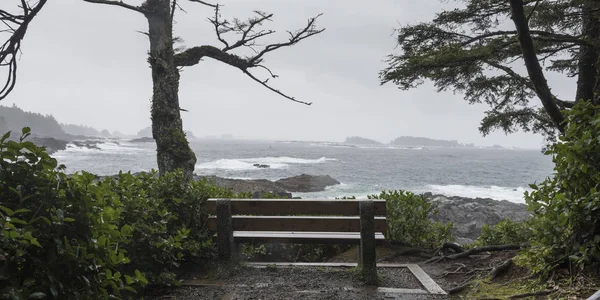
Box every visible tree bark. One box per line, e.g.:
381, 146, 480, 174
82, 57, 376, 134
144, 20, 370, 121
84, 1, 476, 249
577, 1, 600, 104
144, 0, 196, 180
509, 0, 565, 133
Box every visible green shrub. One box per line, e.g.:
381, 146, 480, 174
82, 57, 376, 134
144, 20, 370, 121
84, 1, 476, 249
0, 128, 144, 299
369, 190, 454, 248
107, 171, 243, 285
0, 128, 250, 299
473, 219, 532, 247
517, 101, 600, 277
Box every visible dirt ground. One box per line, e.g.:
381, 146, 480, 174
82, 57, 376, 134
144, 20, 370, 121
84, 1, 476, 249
148, 245, 543, 300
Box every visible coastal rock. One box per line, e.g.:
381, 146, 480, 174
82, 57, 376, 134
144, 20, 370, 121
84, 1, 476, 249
196, 175, 293, 199
129, 137, 154, 143
275, 174, 340, 192
30, 137, 68, 154
427, 194, 530, 244
194, 174, 341, 197
72, 140, 104, 150
253, 164, 270, 168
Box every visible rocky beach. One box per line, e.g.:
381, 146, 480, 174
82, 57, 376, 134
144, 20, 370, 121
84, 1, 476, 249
194, 174, 529, 244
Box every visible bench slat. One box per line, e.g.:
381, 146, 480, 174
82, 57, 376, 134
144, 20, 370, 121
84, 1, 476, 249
206, 199, 387, 216
207, 215, 387, 233
232, 231, 386, 245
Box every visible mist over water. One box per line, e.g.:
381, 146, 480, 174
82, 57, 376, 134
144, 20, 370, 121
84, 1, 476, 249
54, 139, 554, 203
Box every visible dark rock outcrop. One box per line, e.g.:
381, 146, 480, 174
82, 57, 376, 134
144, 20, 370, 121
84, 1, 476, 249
253, 164, 270, 168
30, 137, 68, 154
275, 174, 340, 192
71, 140, 103, 150
196, 175, 292, 198
129, 137, 154, 143
426, 193, 530, 244
194, 174, 341, 198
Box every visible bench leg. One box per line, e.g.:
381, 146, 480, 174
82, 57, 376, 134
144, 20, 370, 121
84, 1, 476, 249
216, 199, 235, 261
359, 200, 378, 285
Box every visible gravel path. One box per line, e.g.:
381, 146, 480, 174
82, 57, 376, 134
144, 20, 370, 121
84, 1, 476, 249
153, 265, 448, 299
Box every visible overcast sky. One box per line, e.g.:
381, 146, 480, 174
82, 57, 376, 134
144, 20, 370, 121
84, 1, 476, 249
3, 0, 577, 148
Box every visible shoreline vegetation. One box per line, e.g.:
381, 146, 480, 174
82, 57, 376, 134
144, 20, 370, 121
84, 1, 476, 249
3, 109, 600, 299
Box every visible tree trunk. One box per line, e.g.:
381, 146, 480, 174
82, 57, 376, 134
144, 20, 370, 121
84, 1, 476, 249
509, 0, 565, 132
577, 1, 600, 104
144, 0, 196, 180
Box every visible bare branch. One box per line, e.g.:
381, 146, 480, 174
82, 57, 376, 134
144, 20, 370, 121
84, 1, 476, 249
188, 0, 217, 8
82, 0, 147, 14
175, 8, 324, 105
0, 0, 47, 101
242, 69, 311, 105
209, 5, 230, 49
249, 14, 324, 65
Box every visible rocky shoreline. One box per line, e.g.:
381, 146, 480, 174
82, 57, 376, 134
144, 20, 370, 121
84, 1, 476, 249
195, 174, 341, 198
91, 170, 531, 244
196, 175, 529, 244
426, 193, 529, 244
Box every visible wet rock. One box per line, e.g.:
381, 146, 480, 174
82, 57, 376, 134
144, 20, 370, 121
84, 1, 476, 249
427, 194, 530, 244
194, 174, 340, 197
253, 164, 270, 168
129, 137, 154, 143
30, 137, 68, 154
71, 140, 103, 150
275, 174, 340, 192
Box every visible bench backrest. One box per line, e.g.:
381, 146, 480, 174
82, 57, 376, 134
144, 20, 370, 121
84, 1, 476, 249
206, 198, 388, 233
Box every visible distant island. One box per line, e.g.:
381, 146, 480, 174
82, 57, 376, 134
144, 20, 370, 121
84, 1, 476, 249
344, 136, 382, 145
343, 135, 503, 149
390, 136, 462, 147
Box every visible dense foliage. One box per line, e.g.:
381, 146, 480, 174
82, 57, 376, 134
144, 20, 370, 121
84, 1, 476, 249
369, 190, 454, 248
517, 102, 600, 277
0, 128, 245, 299
380, 0, 600, 141
473, 219, 532, 247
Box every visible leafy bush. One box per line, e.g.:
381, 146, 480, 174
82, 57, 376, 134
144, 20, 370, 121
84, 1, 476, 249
103, 171, 239, 285
0, 128, 143, 299
473, 219, 532, 247
0, 128, 248, 299
369, 190, 454, 248
517, 102, 600, 277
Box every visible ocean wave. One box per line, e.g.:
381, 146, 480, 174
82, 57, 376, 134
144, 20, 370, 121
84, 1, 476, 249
195, 156, 336, 171
53, 141, 151, 157
425, 184, 530, 203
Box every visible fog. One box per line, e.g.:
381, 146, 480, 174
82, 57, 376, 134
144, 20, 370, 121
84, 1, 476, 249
3, 0, 577, 148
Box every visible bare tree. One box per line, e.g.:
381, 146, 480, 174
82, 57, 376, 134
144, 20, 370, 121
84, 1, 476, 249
83, 0, 324, 180
0, 0, 47, 101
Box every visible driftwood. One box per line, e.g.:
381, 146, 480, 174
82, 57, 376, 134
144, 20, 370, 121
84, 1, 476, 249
425, 244, 525, 264
488, 259, 513, 280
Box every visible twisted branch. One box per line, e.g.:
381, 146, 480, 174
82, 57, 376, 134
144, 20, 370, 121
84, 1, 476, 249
175, 7, 324, 105
0, 0, 47, 101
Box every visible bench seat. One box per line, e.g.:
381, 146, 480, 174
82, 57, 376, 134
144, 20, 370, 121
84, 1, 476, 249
232, 231, 386, 244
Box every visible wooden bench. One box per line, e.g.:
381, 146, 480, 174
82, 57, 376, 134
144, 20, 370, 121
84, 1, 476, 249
206, 198, 387, 283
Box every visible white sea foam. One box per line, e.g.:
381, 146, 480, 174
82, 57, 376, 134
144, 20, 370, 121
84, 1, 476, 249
53, 141, 151, 157
195, 156, 336, 171
426, 184, 530, 203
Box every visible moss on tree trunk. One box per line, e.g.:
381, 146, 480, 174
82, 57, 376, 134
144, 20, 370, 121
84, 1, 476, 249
145, 0, 196, 180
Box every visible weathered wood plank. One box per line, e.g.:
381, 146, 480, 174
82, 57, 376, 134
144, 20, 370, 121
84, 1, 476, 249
207, 216, 387, 232
206, 199, 387, 216
231, 231, 385, 244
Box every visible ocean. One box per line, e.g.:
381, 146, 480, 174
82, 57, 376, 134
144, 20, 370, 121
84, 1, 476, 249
52, 139, 555, 203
